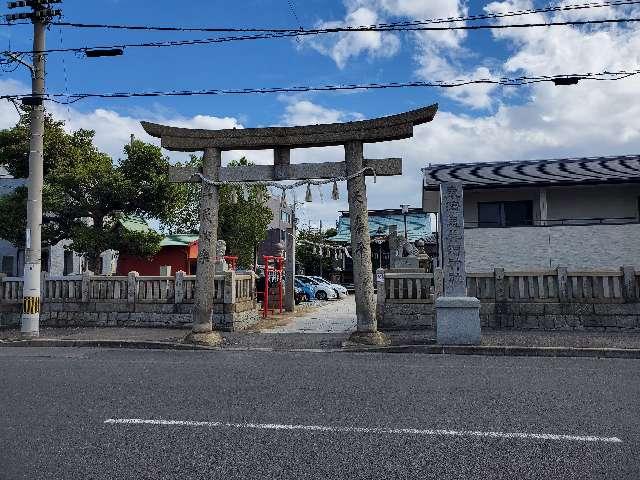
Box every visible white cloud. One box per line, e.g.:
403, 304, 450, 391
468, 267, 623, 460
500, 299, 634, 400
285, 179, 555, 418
281, 98, 363, 125
282, 100, 348, 125
303, 0, 498, 109
303, 6, 400, 69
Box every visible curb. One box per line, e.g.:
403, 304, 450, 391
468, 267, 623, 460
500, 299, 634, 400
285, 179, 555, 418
0, 339, 215, 351
341, 344, 640, 359
2, 339, 640, 358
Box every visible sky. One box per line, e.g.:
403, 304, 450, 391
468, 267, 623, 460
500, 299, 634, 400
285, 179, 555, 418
1, 0, 640, 230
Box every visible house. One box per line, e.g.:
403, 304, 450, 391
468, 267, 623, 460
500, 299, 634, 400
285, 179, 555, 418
330, 208, 435, 283
117, 233, 199, 276
422, 155, 640, 272
116, 196, 293, 274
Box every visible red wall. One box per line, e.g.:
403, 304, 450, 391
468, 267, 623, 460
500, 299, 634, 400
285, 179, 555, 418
117, 246, 192, 276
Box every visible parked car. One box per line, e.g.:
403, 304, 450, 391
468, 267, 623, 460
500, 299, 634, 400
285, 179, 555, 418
295, 275, 337, 301
295, 278, 315, 302
309, 276, 348, 298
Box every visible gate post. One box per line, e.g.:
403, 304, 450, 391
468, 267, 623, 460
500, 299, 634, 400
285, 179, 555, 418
346, 141, 388, 345
188, 147, 223, 345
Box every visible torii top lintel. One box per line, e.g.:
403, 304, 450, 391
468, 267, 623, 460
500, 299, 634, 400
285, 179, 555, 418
141, 104, 438, 152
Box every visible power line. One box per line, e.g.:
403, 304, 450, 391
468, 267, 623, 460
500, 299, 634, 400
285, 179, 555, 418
7, 17, 640, 56
3, 70, 638, 104
10, 0, 638, 33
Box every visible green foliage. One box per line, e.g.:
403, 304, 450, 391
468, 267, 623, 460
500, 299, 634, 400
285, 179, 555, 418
296, 228, 338, 277
0, 110, 96, 179
0, 110, 183, 271
161, 156, 273, 269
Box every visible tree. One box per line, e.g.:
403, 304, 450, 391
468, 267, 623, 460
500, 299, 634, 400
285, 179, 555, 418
161, 156, 273, 268
0, 110, 184, 272
296, 228, 339, 277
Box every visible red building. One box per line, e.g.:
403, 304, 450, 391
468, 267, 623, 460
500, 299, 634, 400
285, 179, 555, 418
117, 234, 199, 276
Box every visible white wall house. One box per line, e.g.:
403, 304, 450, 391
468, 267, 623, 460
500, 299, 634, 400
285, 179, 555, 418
423, 155, 640, 272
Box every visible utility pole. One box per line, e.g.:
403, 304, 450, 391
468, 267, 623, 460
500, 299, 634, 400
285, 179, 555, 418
6, 1, 62, 337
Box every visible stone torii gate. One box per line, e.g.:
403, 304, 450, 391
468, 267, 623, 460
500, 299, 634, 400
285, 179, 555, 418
141, 104, 438, 345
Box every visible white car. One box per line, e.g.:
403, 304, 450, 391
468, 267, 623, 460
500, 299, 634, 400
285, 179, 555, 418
295, 275, 337, 301
310, 276, 348, 298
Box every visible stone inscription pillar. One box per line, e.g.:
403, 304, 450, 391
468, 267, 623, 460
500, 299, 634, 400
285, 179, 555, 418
345, 141, 377, 334
435, 182, 481, 345
193, 147, 221, 334
440, 183, 467, 296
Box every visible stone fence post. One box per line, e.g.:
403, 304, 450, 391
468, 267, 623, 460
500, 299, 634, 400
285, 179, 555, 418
127, 271, 139, 304
175, 271, 185, 304
434, 268, 444, 298
557, 267, 568, 302
224, 270, 235, 304
375, 268, 385, 320
40, 271, 48, 298
494, 268, 506, 301
622, 266, 637, 302
81, 272, 91, 302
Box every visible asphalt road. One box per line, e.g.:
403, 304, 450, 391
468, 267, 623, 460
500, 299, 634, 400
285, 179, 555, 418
1, 347, 638, 479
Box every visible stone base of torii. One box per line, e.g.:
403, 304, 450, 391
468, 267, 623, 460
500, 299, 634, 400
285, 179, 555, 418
141, 104, 438, 345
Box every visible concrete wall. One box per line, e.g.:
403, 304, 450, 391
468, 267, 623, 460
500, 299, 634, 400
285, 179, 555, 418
378, 301, 640, 332
465, 223, 640, 272
0, 301, 259, 332
424, 183, 640, 223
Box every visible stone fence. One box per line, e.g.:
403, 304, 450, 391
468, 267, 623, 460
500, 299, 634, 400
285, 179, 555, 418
0, 271, 259, 331
377, 267, 640, 331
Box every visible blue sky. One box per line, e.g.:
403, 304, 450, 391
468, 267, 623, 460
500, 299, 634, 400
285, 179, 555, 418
1, 0, 640, 228
2, 0, 511, 121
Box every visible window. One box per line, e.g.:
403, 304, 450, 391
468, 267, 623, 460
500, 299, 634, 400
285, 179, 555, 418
478, 201, 533, 227
280, 211, 291, 224
63, 251, 74, 276
1, 256, 14, 276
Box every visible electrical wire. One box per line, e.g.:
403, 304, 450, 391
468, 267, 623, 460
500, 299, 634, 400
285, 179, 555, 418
19, 0, 640, 33
7, 17, 640, 56
1, 69, 638, 104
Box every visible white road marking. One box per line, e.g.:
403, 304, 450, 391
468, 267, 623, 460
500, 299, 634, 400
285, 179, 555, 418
104, 419, 622, 443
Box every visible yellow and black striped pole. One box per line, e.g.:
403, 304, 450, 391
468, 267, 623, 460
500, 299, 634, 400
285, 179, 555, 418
23, 296, 41, 315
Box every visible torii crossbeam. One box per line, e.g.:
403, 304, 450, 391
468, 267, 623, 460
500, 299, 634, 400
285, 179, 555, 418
142, 104, 438, 345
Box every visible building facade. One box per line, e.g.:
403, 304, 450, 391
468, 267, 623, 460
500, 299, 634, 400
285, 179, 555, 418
256, 196, 294, 263
423, 155, 640, 272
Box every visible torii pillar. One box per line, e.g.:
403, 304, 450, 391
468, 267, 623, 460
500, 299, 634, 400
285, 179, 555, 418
141, 104, 438, 345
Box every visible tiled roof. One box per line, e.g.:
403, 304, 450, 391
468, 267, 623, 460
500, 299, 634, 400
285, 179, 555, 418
423, 155, 640, 189
330, 209, 434, 243
160, 234, 199, 247
119, 216, 154, 234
